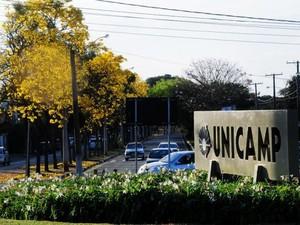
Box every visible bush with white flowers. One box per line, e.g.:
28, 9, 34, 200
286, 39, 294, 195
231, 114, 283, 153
0, 170, 300, 224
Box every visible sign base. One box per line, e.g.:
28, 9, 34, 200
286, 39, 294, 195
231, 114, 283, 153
207, 160, 222, 182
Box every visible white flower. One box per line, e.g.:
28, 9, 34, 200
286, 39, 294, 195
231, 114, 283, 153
172, 183, 179, 190
26, 205, 31, 211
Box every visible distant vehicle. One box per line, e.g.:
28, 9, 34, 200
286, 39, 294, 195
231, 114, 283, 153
68, 136, 74, 149
146, 148, 170, 163
0, 146, 9, 166
0, 134, 9, 166
88, 136, 99, 150
138, 151, 194, 174
157, 142, 179, 151
124, 142, 145, 161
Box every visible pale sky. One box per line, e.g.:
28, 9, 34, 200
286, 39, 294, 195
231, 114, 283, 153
2, 0, 300, 96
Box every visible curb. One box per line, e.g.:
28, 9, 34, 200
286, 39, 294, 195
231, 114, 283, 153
100, 152, 122, 163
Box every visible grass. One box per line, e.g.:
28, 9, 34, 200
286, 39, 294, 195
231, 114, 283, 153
0, 219, 108, 225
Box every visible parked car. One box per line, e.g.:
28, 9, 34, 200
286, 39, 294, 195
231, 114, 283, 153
146, 148, 169, 163
157, 142, 179, 151
88, 136, 100, 150
124, 142, 145, 161
0, 146, 9, 166
138, 151, 194, 174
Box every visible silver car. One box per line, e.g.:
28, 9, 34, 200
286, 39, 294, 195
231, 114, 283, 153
124, 142, 145, 161
138, 151, 194, 173
157, 142, 179, 151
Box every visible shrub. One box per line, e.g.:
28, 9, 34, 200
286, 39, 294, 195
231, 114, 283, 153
1, 171, 300, 224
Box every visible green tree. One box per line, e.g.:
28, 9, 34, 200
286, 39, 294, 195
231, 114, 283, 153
148, 78, 181, 97
146, 74, 175, 88
279, 76, 297, 109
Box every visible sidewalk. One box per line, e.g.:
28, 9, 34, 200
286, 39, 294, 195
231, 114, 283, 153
0, 149, 122, 183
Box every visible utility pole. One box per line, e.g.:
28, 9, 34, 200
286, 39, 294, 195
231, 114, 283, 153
134, 98, 138, 173
167, 97, 171, 169
70, 49, 82, 176
250, 82, 263, 109
287, 61, 300, 121
265, 73, 283, 109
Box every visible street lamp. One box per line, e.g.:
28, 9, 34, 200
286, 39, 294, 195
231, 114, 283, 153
92, 34, 109, 43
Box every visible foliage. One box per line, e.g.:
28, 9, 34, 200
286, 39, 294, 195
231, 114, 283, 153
1, 171, 300, 224
148, 78, 181, 97
2, 0, 88, 54
0, 0, 88, 125
0, 219, 100, 225
10, 43, 78, 125
279, 75, 297, 109
80, 50, 148, 131
145, 74, 174, 88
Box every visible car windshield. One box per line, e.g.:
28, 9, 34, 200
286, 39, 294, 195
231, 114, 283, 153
127, 143, 143, 149
160, 153, 178, 163
149, 149, 168, 159
159, 143, 178, 148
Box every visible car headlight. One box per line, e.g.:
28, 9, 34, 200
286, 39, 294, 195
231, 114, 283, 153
148, 166, 160, 173
137, 165, 148, 174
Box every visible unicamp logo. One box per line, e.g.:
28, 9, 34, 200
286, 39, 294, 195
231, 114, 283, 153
198, 126, 211, 157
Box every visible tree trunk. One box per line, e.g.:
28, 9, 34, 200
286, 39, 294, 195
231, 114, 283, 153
62, 120, 69, 172
96, 130, 100, 156
36, 147, 41, 174
44, 141, 49, 172
103, 125, 107, 155
50, 126, 58, 169
32, 124, 40, 174
83, 132, 88, 160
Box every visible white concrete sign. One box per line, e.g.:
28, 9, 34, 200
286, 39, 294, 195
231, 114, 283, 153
194, 110, 299, 180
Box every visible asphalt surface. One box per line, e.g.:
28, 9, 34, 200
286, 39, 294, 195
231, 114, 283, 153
85, 133, 190, 174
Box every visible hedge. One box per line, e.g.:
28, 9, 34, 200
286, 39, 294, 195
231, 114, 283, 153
1, 170, 300, 224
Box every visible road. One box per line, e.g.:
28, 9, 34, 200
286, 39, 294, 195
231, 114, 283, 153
86, 133, 190, 174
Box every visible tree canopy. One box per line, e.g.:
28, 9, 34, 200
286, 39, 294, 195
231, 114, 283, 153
0, 0, 148, 130
186, 58, 247, 86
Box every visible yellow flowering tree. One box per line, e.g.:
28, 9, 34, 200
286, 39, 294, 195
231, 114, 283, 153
12, 43, 74, 125
0, 0, 88, 172
81, 50, 148, 132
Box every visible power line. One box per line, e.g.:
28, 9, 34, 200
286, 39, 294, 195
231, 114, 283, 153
81, 7, 300, 26
89, 29, 300, 46
113, 50, 186, 66
85, 13, 300, 31
87, 23, 300, 38
249, 73, 290, 80
282, 89, 297, 98
258, 98, 273, 103
3, 0, 300, 25
95, 0, 300, 24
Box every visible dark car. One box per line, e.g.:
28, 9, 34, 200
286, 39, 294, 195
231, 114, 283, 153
146, 148, 169, 163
